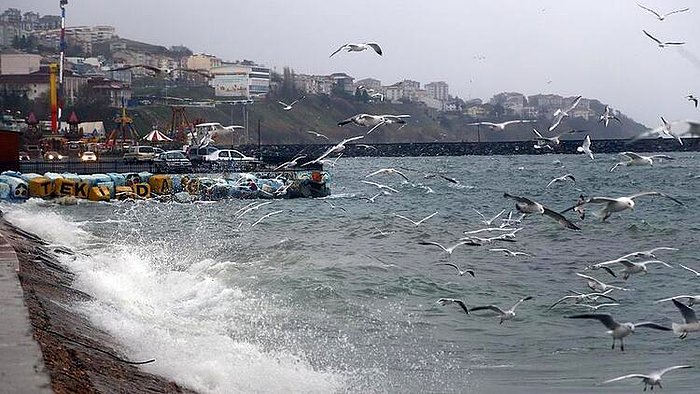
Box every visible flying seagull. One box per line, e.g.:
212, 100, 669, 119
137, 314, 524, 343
599, 106, 622, 127
549, 290, 618, 309
642, 30, 685, 48
473, 208, 506, 226
602, 365, 692, 391
549, 95, 582, 132
562, 192, 683, 221
679, 264, 700, 277
338, 113, 411, 135
655, 295, 700, 307
394, 211, 439, 226
616, 260, 672, 280
659, 116, 684, 144
503, 193, 580, 230
437, 263, 475, 277
576, 135, 594, 160
619, 246, 678, 260
330, 42, 383, 57
418, 240, 480, 255
669, 299, 700, 339
532, 128, 582, 149
366, 168, 410, 182
361, 180, 400, 194
609, 151, 675, 172
567, 313, 671, 351
306, 130, 330, 140
437, 298, 469, 315
251, 210, 284, 227
575, 273, 628, 293
273, 154, 307, 171
688, 94, 699, 108
107, 64, 163, 73
302, 135, 364, 166
469, 296, 533, 324
637, 3, 690, 21
466, 119, 536, 131
488, 248, 532, 257
278, 95, 305, 111
546, 174, 576, 188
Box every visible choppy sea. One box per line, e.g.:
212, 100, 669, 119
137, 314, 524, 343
2, 152, 699, 393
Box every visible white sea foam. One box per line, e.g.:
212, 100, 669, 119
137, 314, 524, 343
2, 203, 346, 393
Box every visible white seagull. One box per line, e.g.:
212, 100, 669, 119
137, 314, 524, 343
620, 247, 678, 260
488, 248, 532, 257
337, 113, 411, 135
329, 42, 383, 57
278, 95, 305, 111
273, 155, 307, 171
637, 3, 690, 21
437, 263, 475, 277
643, 30, 685, 48
659, 116, 684, 144
549, 95, 582, 131
609, 151, 675, 172
599, 106, 622, 127
616, 260, 672, 280
361, 191, 389, 203
302, 135, 364, 166
575, 273, 629, 293
602, 365, 692, 391
503, 193, 580, 230
532, 128, 582, 149
568, 313, 671, 351
306, 130, 330, 140
418, 239, 480, 255
562, 192, 683, 221
466, 119, 536, 131
251, 210, 284, 227
679, 264, 700, 277
473, 208, 506, 226
669, 299, 700, 339
576, 303, 620, 311
655, 295, 700, 307
576, 135, 594, 160
361, 180, 400, 194
549, 290, 618, 310
437, 298, 470, 315
394, 211, 439, 226
366, 168, 410, 182
469, 296, 533, 324
545, 173, 576, 188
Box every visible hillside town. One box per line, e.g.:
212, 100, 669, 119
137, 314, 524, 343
0, 6, 611, 124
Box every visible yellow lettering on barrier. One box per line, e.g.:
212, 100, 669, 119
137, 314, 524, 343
148, 175, 173, 195
54, 179, 75, 196
74, 182, 90, 199
88, 186, 111, 202
133, 183, 151, 199
28, 177, 53, 198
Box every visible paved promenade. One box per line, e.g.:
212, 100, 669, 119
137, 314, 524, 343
0, 231, 52, 393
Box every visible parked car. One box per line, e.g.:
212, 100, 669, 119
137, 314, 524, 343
80, 151, 98, 162
204, 149, 261, 171
19, 151, 30, 161
187, 145, 220, 164
153, 151, 192, 173
43, 151, 64, 161
123, 145, 157, 163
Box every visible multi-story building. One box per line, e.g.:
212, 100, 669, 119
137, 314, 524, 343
425, 81, 449, 101
293, 74, 333, 95
0, 9, 21, 26
383, 79, 421, 102
0, 53, 41, 75
355, 77, 381, 91
210, 62, 271, 98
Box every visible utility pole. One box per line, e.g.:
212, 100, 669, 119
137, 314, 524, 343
257, 119, 262, 160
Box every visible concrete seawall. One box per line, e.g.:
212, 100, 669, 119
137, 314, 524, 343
0, 217, 196, 393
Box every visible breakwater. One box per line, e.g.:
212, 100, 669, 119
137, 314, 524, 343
255, 137, 699, 164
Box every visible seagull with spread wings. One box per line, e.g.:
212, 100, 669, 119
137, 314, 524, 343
394, 211, 438, 226
437, 263, 475, 277
602, 365, 692, 391
469, 296, 533, 324
278, 95, 305, 111
366, 168, 410, 182
598, 105, 623, 127
546, 174, 576, 188
302, 135, 364, 166
637, 3, 690, 21
609, 151, 675, 172
668, 299, 700, 339
562, 191, 683, 221
549, 95, 582, 131
567, 313, 671, 351
643, 30, 685, 48
306, 130, 330, 140
503, 192, 579, 230
576, 135, 594, 160
330, 42, 383, 57
338, 113, 411, 135
466, 119, 536, 131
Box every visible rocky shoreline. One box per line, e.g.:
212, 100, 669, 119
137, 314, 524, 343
0, 217, 196, 394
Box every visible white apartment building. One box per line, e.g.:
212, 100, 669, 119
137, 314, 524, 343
425, 81, 449, 101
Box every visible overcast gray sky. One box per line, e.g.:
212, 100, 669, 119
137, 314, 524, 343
7, 0, 700, 127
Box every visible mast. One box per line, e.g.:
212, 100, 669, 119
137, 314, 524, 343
58, 0, 68, 124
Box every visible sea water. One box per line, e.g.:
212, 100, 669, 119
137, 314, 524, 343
2, 152, 699, 393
